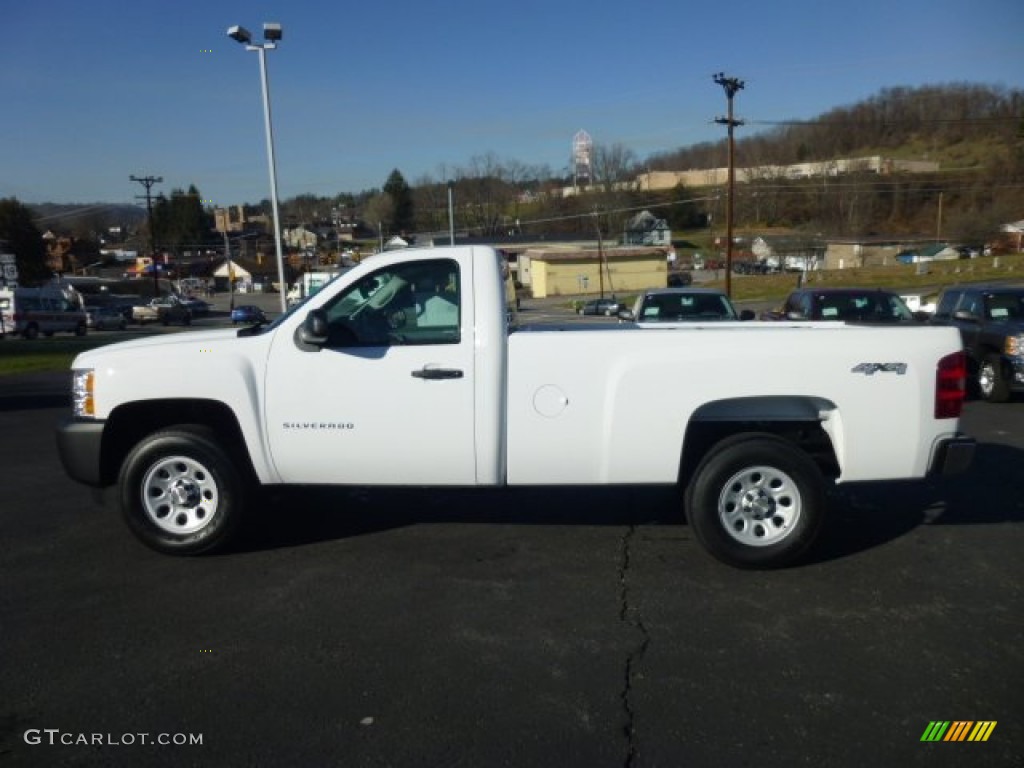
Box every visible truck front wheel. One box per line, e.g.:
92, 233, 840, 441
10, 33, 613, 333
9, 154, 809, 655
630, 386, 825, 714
119, 427, 244, 555
685, 434, 825, 569
978, 354, 1010, 403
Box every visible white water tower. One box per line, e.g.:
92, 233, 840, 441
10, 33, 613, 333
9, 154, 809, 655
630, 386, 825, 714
573, 130, 593, 190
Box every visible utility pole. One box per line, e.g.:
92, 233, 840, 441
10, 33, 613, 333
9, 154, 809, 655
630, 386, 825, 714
592, 208, 605, 299
714, 73, 744, 298
130, 174, 163, 297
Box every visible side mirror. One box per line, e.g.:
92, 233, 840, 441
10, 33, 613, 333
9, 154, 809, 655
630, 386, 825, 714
739, 309, 755, 321
296, 308, 328, 350
785, 311, 807, 320
617, 309, 635, 322
952, 309, 978, 323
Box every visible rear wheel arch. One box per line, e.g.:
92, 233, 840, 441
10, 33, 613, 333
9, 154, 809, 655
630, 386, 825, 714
678, 396, 839, 487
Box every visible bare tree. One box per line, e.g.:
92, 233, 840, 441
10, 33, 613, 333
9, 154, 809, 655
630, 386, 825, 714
591, 142, 637, 193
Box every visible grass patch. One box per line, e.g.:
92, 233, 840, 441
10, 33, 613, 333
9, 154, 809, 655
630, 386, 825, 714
560, 254, 1024, 310
0, 333, 147, 376
719, 254, 1024, 304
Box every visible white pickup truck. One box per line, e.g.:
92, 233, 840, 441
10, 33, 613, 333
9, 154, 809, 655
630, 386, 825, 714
56, 245, 975, 568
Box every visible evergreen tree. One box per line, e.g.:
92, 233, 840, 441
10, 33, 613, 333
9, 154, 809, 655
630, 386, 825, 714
0, 198, 48, 283
151, 185, 214, 253
383, 170, 415, 235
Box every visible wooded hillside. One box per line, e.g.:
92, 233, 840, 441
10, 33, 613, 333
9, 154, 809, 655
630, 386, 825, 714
641, 84, 1024, 241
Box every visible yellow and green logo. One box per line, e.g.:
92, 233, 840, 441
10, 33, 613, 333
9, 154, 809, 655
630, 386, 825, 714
921, 721, 997, 742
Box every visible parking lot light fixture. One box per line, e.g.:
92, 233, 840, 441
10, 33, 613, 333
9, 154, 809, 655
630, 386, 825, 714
227, 22, 288, 313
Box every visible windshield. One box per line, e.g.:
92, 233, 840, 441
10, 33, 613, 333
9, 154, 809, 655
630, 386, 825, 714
636, 292, 737, 321
814, 292, 914, 322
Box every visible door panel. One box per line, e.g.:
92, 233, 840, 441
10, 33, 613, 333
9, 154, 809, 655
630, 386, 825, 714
264, 258, 477, 485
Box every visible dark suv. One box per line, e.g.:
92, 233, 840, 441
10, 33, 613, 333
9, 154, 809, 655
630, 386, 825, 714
761, 288, 918, 323
930, 284, 1024, 402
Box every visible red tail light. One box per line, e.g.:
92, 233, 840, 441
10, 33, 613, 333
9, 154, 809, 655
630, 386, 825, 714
935, 351, 967, 419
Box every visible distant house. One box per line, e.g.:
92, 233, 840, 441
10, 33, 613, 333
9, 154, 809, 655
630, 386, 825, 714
623, 211, 671, 247
283, 227, 318, 250
1001, 219, 1024, 252
823, 237, 937, 269
520, 246, 666, 298
895, 244, 960, 264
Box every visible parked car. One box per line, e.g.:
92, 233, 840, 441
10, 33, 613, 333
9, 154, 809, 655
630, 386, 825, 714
577, 297, 622, 316
619, 287, 754, 324
180, 296, 211, 316
231, 305, 268, 325
761, 288, 919, 323
85, 305, 127, 331
133, 296, 192, 326
930, 284, 1024, 402
131, 302, 160, 324
667, 270, 693, 287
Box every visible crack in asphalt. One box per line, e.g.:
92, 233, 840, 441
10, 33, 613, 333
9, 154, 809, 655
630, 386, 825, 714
619, 523, 650, 768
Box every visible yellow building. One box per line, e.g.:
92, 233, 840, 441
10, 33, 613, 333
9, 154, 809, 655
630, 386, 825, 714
520, 246, 667, 298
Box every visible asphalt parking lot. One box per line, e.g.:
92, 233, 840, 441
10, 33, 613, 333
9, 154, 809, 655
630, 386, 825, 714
0, 324, 1021, 767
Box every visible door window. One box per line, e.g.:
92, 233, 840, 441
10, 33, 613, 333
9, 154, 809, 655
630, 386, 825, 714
321, 259, 460, 347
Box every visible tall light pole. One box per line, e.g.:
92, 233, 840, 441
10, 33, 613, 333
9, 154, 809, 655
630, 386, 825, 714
447, 181, 455, 246
228, 23, 288, 313
714, 72, 744, 299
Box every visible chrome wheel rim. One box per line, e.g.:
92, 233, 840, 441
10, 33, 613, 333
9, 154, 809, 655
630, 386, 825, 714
141, 456, 220, 535
978, 362, 995, 398
718, 464, 801, 547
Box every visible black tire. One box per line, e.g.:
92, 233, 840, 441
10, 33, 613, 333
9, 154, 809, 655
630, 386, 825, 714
75, 323, 87, 336
685, 433, 825, 569
23, 324, 39, 340
977, 354, 1010, 403
118, 427, 246, 555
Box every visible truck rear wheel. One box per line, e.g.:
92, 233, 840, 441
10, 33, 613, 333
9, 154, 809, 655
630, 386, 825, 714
685, 434, 825, 569
119, 427, 244, 555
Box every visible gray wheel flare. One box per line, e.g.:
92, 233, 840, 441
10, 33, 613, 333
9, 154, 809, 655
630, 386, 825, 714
717, 464, 802, 547
140, 455, 220, 535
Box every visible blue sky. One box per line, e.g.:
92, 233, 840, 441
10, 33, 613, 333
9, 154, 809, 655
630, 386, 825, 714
3, 0, 1023, 207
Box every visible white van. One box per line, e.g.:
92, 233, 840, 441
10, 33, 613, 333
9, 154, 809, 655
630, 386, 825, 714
7, 284, 88, 339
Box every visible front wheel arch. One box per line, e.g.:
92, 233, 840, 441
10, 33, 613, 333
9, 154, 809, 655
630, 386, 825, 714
118, 426, 246, 555
685, 432, 826, 569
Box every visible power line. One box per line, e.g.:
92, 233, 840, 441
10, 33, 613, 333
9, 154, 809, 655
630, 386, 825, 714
516, 195, 718, 228
746, 116, 1022, 127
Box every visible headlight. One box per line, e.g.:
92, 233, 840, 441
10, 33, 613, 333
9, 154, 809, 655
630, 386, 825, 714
72, 368, 95, 417
1006, 334, 1024, 357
